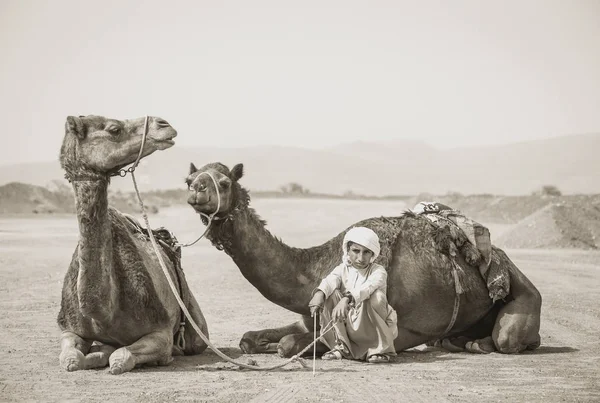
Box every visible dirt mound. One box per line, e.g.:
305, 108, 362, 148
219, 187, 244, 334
409, 194, 559, 224
0, 182, 75, 214
495, 200, 600, 249
0, 182, 161, 215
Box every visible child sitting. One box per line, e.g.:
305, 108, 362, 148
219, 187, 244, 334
308, 227, 398, 363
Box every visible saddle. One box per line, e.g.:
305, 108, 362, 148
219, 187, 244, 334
353, 204, 510, 303
412, 202, 509, 302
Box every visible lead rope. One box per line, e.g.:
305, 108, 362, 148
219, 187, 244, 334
129, 169, 335, 370
313, 313, 317, 376
173, 171, 221, 348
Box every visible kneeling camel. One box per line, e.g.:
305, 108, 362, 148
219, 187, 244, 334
186, 162, 541, 358
57, 115, 208, 374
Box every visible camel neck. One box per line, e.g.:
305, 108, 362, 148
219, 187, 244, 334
212, 207, 338, 314
71, 179, 116, 323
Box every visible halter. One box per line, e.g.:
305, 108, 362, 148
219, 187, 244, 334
64, 116, 149, 182
176, 170, 222, 248
111, 115, 149, 178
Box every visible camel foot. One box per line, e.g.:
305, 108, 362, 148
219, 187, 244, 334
60, 349, 85, 372
526, 336, 541, 351
239, 331, 279, 354
83, 344, 115, 369
465, 336, 496, 354
157, 355, 174, 366
172, 345, 185, 357
441, 337, 468, 352
109, 347, 135, 375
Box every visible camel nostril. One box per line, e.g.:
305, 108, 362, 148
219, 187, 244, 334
155, 118, 170, 128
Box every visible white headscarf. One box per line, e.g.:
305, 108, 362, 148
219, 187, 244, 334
342, 227, 381, 265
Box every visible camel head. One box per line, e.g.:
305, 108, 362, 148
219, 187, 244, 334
59, 115, 177, 177
186, 162, 245, 217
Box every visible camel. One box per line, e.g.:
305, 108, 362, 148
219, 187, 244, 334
57, 115, 208, 374
185, 162, 541, 359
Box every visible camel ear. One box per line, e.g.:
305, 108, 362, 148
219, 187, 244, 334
66, 116, 85, 139
189, 163, 198, 174
231, 163, 244, 181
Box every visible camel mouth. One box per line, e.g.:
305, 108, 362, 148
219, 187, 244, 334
189, 202, 209, 213
150, 128, 178, 147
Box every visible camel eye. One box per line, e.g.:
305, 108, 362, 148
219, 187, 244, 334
106, 126, 120, 135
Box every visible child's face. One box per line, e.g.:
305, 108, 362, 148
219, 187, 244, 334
347, 242, 374, 269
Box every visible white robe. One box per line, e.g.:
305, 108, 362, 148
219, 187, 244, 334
317, 262, 398, 360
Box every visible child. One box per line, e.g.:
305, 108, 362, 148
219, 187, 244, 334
309, 227, 398, 363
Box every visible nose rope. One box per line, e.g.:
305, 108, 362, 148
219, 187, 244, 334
177, 171, 222, 248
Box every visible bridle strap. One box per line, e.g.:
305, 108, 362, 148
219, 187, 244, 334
111, 115, 149, 178
177, 171, 222, 248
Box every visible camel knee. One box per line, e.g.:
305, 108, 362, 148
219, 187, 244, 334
240, 330, 272, 354
494, 332, 525, 354
277, 333, 305, 358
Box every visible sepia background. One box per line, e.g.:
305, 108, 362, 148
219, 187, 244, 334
1, 1, 599, 402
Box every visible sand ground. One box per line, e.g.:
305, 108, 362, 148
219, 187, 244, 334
1, 200, 599, 402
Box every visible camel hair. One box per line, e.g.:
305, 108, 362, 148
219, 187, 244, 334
57, 115, 208, 374
185, 162, 541, 358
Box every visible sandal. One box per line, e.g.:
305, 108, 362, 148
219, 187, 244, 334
367, 354, 391, 364
321, 349, 344, 360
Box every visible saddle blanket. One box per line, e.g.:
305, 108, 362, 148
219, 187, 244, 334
412, 201, 509, 302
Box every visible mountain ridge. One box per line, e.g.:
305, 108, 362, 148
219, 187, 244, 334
1, 134, 598, 196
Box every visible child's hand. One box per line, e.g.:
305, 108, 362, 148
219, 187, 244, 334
332, 298, 350, 322
308, 290, 325, 317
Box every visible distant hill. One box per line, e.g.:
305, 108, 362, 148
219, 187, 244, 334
0, 182, 75, 214
0, 134, 598, 195
495, 199, 600, 249
0, 182, 162, 215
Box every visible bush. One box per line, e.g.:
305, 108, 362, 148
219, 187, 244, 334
538, 185, 562, 197
279, 182, 310, 194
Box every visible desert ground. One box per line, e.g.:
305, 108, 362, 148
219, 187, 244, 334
1, 199, 599, 402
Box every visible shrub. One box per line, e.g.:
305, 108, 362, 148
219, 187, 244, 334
539, 185, 562, 197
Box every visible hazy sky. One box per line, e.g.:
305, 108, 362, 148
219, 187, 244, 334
1, 0, 599, 164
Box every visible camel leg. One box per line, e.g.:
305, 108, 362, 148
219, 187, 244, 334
277, 332, 329, 358
181, 296, 210, 356
464, 336, 496, 353
85, 343, 117, 368
465, 296, 541, 354
440, 303, 502, 353
491, 249, 542, 354
393, 327, 434, 353
109, 330, 173, 375
239, 316, 312, 354
59, 331, 92, 372
491, 297, 541, 353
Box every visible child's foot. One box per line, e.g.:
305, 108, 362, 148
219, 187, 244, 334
367, 354, 391, 363
321, 349, 344, 360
